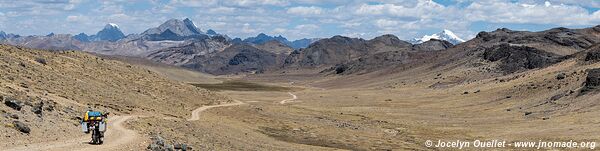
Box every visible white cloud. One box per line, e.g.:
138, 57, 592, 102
63, 0, 82, 10
169, 0, 218, 7
342, 32, 366, 38
465, 1, 600, 26
341, 22, 361, 28
295, 24, 319, 30
209, 7, 236, 14
287, 6, 323, 16
272, 28, 287, 34
66, 15, 86, 22
95, 1, 124, 14
257, 0, 290, 6
242, 23, 256, 33
355, 1, 445, 18
3, 0, 600, 41
374, 19, 399, 28
547, 0, 600, 8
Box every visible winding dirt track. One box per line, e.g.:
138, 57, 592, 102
187, 100, 245, 121
4, 116, 142, 151
3, 97, 278, 150
279, 92, 297, 104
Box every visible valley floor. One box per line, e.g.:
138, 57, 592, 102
196, 84, 600, 150
125, 64, 600, 150
4, 54, 600, 150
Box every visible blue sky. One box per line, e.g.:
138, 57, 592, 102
0, 0, 599, 41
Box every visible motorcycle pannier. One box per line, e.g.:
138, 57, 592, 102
81, 122, 88, 133
98, 121, 107, 132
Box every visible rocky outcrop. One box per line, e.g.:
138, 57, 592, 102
584, 44, 600, 62
475, 27, 600, 55
482, 44, 562, 73
581, 68, 600, 94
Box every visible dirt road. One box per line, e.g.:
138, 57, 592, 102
4, 100, 249, 151
279, 92, 297, 104
4, 116, 143, 151
187, 100, 246, 121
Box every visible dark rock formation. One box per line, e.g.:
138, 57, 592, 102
556, 73, 566, 80
482, 44, 562, 73
581, 68, 600, 94
3, 97, 23, 111
32, 101, 44, 116
13, 121, 30, 134
147, 134, 190, 151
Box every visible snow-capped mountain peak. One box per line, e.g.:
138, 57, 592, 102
107, 23, 119, 29
440, 29, 464, 42
94, 23, 125, 42
410, 29, 465, 45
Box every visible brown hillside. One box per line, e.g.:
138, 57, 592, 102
0, 44, 227, 147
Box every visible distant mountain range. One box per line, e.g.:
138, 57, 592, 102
410, 29, 465, 45
233, 33, 320, 49
0, 18, 467, 51
0, 18, 472, 75
11, 17, 581, 76
72, 23, 126, 42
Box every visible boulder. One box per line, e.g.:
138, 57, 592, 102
9, 114, 18, 119
581, 68, 600, 94
164, 144, 175, 151
13, 121, 30, 134
556, 73, 566, 80
35, 57, 47, 65
334, 64, 348, 74
173, 143, 191, 151
147, 143, 164, 151
3, 97, 23, 111
43, 103, 54, 112
32, 101, 44, 116
147, 134, 178, 151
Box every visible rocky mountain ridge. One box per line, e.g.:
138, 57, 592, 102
239, 33, 320, 49
2, 19, 599, 77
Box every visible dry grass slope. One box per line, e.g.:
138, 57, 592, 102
0, 44, 227, 148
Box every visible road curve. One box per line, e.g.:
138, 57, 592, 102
187, 100, 245, 121
4, 116, 142, 151
4, 99, 249, 150
279, 92, 297, 104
